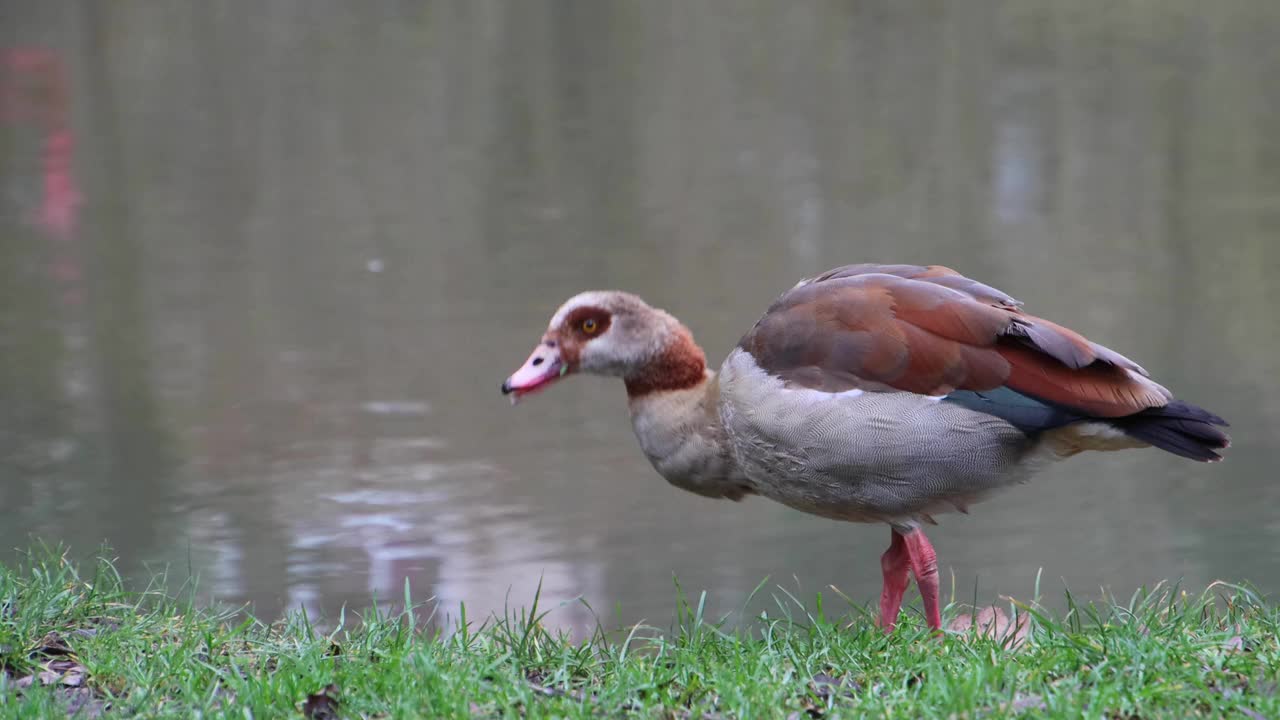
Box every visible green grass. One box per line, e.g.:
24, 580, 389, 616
1, 549, 1277, 719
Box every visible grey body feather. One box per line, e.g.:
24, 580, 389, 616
716, 348, 1043, 529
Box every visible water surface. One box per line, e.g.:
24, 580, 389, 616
3, 1, 1279, 632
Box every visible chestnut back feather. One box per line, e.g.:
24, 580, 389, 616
738, 264, 1170, 418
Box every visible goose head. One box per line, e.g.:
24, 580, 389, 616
501, 291, 699, 403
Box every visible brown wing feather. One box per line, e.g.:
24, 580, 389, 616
997, 344, 1169, 417
739, 265, 1169, 417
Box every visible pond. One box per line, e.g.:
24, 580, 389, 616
3, 1, 1279, 634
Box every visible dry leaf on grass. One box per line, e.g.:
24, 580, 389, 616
785, 672, 863, 718
14, 659, 87, 689
301, 683, 342, 720
32, 632, 73, 657
947, 605, 1029, 648
810, 672, 858, 700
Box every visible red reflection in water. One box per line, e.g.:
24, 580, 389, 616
3, 48, 84, 305
2, 48, 83, 241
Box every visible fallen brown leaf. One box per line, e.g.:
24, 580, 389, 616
61, 687, 106, 718
952, 691, 1048, 719
87, 617, 121, 633
525, 672, 592, 703
947, 606, 1029, 649
301, 683, 341, 720
810, 672, 858, 701
39, 659, 85, 687
788, 672, 862, 718
14, 658, 87, 689
32, 632, 73, 657
522, 671, 650, 715
1222, 623, 1251, 652
668, 710, 728, 720
1007, 693, 1047, 712
9, 657, 107, 719
208, 684, 239, 711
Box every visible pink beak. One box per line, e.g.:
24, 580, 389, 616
501, 340, 566, 404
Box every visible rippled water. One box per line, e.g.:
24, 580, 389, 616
3, 2, 1279, 633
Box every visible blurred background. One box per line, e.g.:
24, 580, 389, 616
2, 1, 1279, 634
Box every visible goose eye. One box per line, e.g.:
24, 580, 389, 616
581, 318, 599, 334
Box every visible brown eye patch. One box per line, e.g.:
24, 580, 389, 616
563, 306, 612, 339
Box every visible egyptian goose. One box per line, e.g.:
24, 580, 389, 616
501, 264, 1230, 632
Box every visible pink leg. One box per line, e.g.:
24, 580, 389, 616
878, 530, 910, 631
902, 529, 942, 631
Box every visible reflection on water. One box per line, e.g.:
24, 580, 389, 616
3, 2, 1280, 633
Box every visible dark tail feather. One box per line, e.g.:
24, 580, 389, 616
1111, 399, 1231, 462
